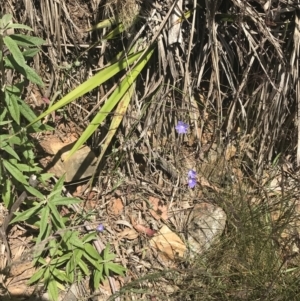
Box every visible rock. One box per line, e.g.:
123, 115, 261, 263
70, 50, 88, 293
49, 145, 97, 182
186, 202, 226, 257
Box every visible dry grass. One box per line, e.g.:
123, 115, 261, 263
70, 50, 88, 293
3, 0, 300, 300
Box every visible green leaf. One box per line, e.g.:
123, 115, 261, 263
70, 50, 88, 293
28, 49, 146, 127
0, 134, 21, 145
104, 262, 126, 276
50, 253, 72, 266
74, 248, 83, 262
78, 259, 90, 276
38, 206, 50, 242
0, 120, 12, 126
66, 261, 75, 282
69, 233, 85, 249
38, 173, 53, 185
82, 251, 102, 270
2, 178, 12, 208
51, 269, 69, 283
28, 268, 45, 284
48, 278, 59, 301
18, 99, 40, 123
5, 90, 20, 124
10, 204, 42, 224
6, 23, 33, 31
2, 143, 20, 160
23, 48, 40, 58
52, 175, 65, 192
3, 159, 27, 184
3, 36, 26, 68
84, 243, 101, 260
15, 163, 42, 173
51, 197, 82, 206
48, 201, 65, 229
0, 14, 12, 29
103, 243, 117, 262
0, 107, 8, 122
66, 47, 154, 160
93, 269, 104, 289
24, 184, 44, 199
9, 34, 44, 47
82, 232, 97, 243
4, 55, 44, 87
22, 64, 44, 86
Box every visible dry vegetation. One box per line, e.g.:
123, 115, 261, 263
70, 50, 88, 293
2, 0, 300, 300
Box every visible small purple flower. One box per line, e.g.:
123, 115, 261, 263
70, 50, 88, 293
188, 170, 197, 179
188, 178, 197, 189
187, 169, 197, 189
175, 121, 189, 134
96, 224, 104, 232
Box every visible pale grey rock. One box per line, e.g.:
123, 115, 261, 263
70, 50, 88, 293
187, 202, 226, 257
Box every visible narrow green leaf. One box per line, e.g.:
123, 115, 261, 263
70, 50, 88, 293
69, 234, 85, 249
103, 23, 125, 40
66, 47, 154, 160
2, 143, 20, 160
1, 14, 12, 28
82, 232, 97, 243
66, 261, 74, 282
51, 197, 82, 206
4, 55, 44, 87
18, 98, 39, 123
3, 159, 27, 184
48, 201, 65, 229
78, 259, 90, 276
0, 134, 21, 145
105, 262, 126, 276
2, 178, 12, 208
7, 24, 33, 31
52, 175, 65, 192
28, 49, 146, 127
3, 36, 26, 67
22, 64, 44, 86
5, 90, 20, 124
9, 34, 44, 47
23, 48, 40, 58
10, 204, 42, 224
50, 253, 72, 266
51, 269, 69, 283
74, 249, 83, 262
48, 278, 59, 301
104, 261, 109, 277
24, 184, 45, 199
15, 163, 42, 173
93, 269, 104, 289
84, 243, 101, 260
82, 252, 102, 270
0, 120, 12, 126
103, 243, 110, 260
28, 268, 45, 284
38, 206, 50, 242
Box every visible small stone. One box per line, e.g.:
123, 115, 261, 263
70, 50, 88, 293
47, 144, 97, 182
186, 202, 226, 257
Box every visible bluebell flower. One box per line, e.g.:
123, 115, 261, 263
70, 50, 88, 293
188, 169, 197, 179
175, 121, 189, 134
187, 169, 197, 188
96, 224, 104, 232
188, 178, 197, 189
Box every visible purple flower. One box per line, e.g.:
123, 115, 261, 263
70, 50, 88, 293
175, 121, 189, 134
96, 224, 104, 232
187, 169, 197, 189
188, 170, 197, 179
188, 178, 197, 189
